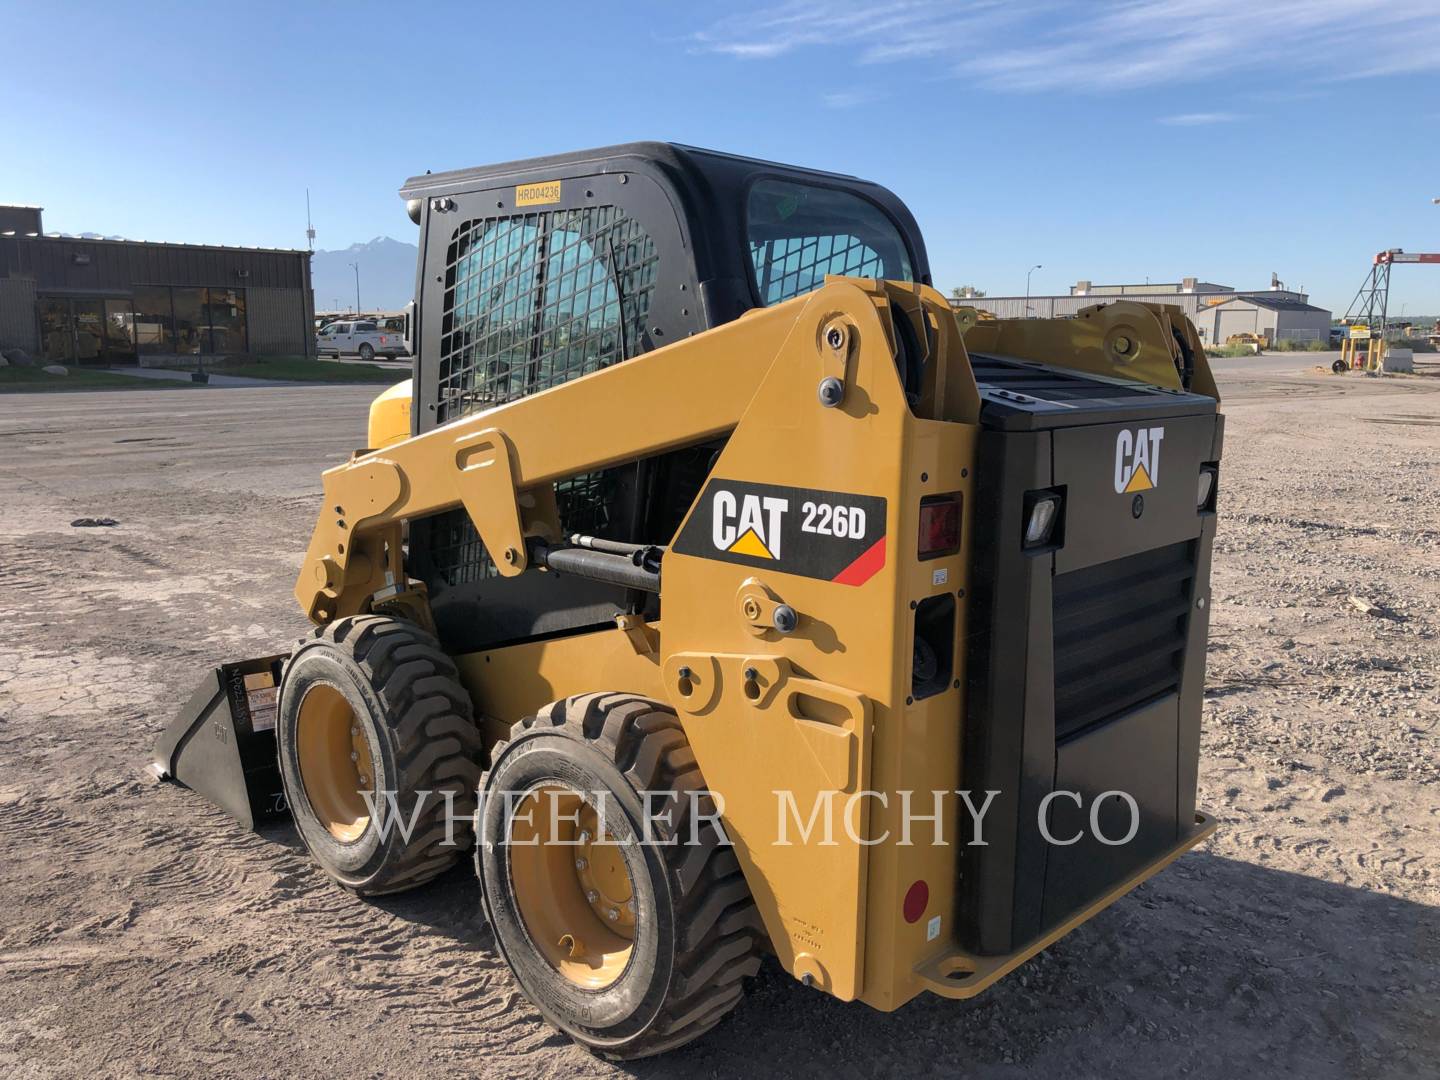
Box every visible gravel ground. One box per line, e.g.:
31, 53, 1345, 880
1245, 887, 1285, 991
0, 359, 1436, 1078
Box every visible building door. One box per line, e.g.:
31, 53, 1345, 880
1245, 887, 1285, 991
104, 299, 138, 364
72, 300, 106, 364
37, 298, 74, 363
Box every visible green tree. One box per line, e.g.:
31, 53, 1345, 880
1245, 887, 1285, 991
951, 286, 987, 299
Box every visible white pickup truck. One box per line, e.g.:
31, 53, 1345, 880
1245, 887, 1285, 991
315, 319, 408, 361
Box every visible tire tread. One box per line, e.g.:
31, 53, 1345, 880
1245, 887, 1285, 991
287, 614, 484, 896
480, 693, 764, 1059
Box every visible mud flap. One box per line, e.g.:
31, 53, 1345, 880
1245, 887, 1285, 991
149, 655, 291, 830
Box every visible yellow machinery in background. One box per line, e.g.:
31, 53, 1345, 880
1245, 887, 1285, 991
1340, 322, 1378, 372
154, 143, 1224, 1059
1224, 331, 1269, 353
1338, 249, 1440, 373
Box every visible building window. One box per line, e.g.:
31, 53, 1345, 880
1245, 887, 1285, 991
130, 285, 248, 354
206, 288, 247, 353
37, 298, 73, 363
103, 299, 137, 362
171, 287, 206, 354
134, 286, 174, 355
35, 297, 125, 366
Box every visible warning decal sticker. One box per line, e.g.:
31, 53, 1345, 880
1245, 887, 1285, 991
673, 479, 888, 586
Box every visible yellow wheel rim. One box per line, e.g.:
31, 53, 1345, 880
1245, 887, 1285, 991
509, 785, 636, 989
295, 683, 375, 843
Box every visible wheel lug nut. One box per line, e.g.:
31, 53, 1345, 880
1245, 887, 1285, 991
575, 857, 588, 871
350, 751, 359, 761
586, 890, 599, 903
607, 908, 619, 921
578, 830, 591, 843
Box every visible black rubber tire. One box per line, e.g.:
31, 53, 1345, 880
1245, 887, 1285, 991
1332, 358, 1348, 374
359, 343, 375, 362
478, 693, 765, 1060
277, 615, 484, 895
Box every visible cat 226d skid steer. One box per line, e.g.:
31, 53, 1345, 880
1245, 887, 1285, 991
153, 142, 1223, 1059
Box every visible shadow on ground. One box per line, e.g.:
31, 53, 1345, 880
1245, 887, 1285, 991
248, 815, 1438, 1078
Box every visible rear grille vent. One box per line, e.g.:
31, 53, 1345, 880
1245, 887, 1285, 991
1052, 541, 1194, 740
971, 354, 1158, 402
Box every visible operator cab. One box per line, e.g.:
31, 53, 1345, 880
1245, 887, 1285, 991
398, 143, 930, 653
400, 142, 928, 427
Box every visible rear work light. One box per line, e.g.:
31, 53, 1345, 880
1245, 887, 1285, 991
1197, 465, 1218, 512
1022, 489, 1064, 550
918, 494, 962, 560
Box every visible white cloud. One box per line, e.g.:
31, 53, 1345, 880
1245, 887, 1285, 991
1158, 112, 1243, 125
691, 1, 1021, 65
822, 90, 879, 108
691, 0, 1440, 93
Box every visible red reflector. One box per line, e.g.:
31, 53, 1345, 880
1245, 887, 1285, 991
918, 496, 961, 559
903, 879, 929, 923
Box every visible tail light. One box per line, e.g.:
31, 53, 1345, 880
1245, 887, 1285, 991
918, 494, 961, 560
903, 879, 929, 923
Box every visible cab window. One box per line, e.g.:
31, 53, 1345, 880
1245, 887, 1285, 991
747, 179, 914, 306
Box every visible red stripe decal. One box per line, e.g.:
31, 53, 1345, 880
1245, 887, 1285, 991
831, 536, 886, 587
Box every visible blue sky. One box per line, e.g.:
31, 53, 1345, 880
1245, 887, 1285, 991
4, 0, 1439, 314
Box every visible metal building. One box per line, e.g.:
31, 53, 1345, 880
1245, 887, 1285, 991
0, 205, 314, 365
951, 277, 1331, 342
1192, 295, 1333, 345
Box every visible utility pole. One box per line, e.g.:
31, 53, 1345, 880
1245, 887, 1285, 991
1025, 264, 1042, 317
303, 190, 317, 358
349, 262, 361, 315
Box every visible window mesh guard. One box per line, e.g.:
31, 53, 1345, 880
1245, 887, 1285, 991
437, 206, 657, 423
423, 206, 658, 586
750, 234, 885, 306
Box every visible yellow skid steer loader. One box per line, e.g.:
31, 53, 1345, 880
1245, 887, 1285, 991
153, 143, 1222, 1058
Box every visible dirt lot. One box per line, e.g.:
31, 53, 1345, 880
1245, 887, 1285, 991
1, 359, 1437, 1078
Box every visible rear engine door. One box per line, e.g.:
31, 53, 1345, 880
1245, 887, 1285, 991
1052, 415, 1216, 573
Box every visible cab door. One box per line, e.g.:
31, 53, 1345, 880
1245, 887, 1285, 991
328, 322, 352, 355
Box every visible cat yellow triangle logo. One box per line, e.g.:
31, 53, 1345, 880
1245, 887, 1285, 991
1123, 462, 1154, 493
1114, 426, 1165, 493
727, 527, 774, 559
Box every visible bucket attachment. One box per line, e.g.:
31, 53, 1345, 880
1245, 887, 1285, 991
150, 655, 291, 830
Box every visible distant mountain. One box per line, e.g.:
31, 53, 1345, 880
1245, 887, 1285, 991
312, 236, 418, 313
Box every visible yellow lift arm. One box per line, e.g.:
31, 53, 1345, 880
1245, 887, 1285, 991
294, 279, 977, 624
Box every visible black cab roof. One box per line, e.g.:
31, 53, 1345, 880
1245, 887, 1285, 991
400, 141, 930, 320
